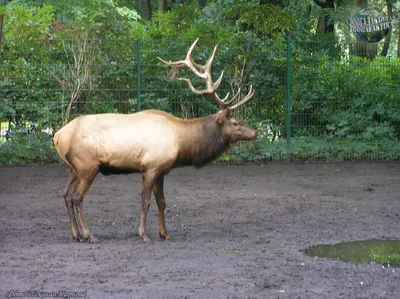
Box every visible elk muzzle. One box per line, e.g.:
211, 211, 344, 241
242, 126, 257, 141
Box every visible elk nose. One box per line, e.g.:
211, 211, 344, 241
251, 131, 257, 140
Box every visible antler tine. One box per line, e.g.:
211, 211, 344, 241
204, 44, 219, 73
157, 38, 199, 66
186, 38, 199, 58
223, 88, 241, 106
207, 70, 230, 108
157, 39, 206, 79
210, 93, 229, 109
185, 38, 205, 73
228, 86, 255, 111
209, 87, 241, 109
177, 78, 210, 95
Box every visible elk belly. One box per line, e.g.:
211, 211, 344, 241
96, 121, 178, 174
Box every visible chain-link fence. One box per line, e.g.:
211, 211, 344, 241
0, 38, 399, 164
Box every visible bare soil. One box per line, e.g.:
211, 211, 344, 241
1, 163, 400, 299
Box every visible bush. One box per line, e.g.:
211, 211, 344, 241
0, 133, 59, 165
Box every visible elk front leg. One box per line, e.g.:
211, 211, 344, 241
138, 170, 159, 242
153, 174, 170, 240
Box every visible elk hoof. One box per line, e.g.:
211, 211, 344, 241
141, 235, 152, 243
139, 228, 151, 243
86, 234, 98, 244
73, 233, 84, 243
159, 232, 170, 240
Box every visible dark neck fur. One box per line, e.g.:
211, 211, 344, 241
175, 115, 229, 168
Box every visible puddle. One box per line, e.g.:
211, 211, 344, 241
301, 239, 400, 267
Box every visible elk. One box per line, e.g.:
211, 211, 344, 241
53, 39, 256, 243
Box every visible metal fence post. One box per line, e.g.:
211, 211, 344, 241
137, 38, 141, 112
285, 38, 292, 164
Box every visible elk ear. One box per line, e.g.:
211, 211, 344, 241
216, 109, 229, 125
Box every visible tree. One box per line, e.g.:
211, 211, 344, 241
0, 0, 11, 50
313, 0, 335, 34
381, 0, 393, 56
140, 0, 152, 19
201, 0, 295, 40
0, 11, 3, 49
398, 24, 400, 58
198, 0, 206, 8
357, 0, 368, 9
158, 0, 167, 13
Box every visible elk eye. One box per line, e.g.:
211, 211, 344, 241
232, 122, 239, 127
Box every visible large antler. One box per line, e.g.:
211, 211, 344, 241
158, 39, 254, 111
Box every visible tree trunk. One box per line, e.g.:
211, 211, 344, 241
398, 33, 400, 58
140, 0, 152, 20
357, 0, 368, 9
398, 3, 400, 57
316, 12, 334, 34
158, 0, 167, 13
198, 0, 206, 8
381, 0, 392, 57
0, 14, 3, 50
313, 0, 335, 34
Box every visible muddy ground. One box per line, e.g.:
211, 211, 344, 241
0, 163, 399, 299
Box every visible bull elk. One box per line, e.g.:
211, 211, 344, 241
54, 39, 256, 243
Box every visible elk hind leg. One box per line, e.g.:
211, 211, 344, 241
153, 174, 170, 240
73, 169, 99, 243
63, 170, 82, 241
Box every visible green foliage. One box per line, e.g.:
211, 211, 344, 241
142, 0, 298, 42
291, 49, 400, 144
3, 4, 53, 40
39, 0, 140, 25
0, 132, 58, 164
223, 0, 295, 40
146, 2, 201, 39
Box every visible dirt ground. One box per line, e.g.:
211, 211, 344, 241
0, 163, 399, 299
